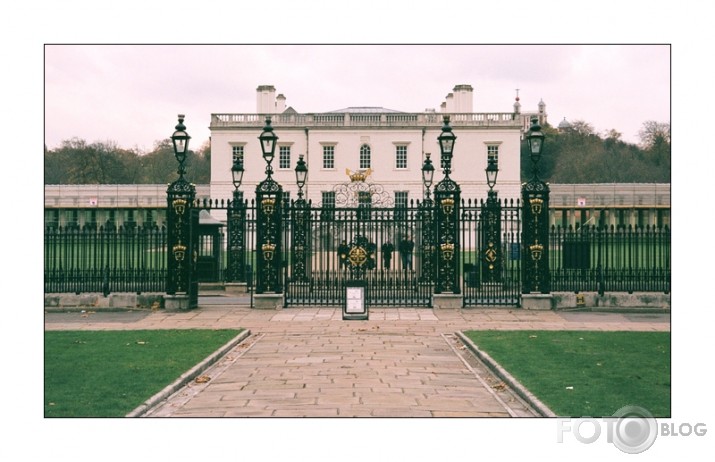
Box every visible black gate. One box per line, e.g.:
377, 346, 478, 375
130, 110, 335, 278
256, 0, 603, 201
283, 202, 433, 307
461, 198, 522, 307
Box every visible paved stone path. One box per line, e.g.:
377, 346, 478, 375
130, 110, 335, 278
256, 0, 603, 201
44, 303, 670, 418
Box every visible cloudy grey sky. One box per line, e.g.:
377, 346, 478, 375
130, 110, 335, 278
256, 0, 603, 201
44, 44, 670, 151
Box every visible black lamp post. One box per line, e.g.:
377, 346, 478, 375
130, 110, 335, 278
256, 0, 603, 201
171, 114, 191, 178
291, 154, 309, 283
294, 154, 308, 199
422, 153, 435, 200
255, 117, 283, 294
166, 114, 197, 307
232, 158, 245, 190
437, 116, 456, 179
522, 117, 550, 294
481, 156, 501, 283
227, 157, 247, 283
526, 117, 545, 181
259, 117, 278, 177
434, 116, 461, 294
420, 153, 436, 283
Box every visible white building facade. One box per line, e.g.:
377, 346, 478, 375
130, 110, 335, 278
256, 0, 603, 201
209, 84, 545, 207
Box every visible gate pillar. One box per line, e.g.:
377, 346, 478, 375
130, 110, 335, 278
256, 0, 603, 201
434, 116, 461, 295
255, 117, 284, 296
165, 115, 198, 310
521, 118, 552, 309
227, 194, 247, 284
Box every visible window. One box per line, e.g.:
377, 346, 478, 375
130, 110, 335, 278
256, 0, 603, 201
394, 191, 408, 220
323, 146, 335, 169
322, 191, 335, 207
321, 191, 335, 220
282, 191, 291, 206
232, 145, 244, 164
487, 145, 499, 162
359, 144, 371, 169
145, 209, 155, 228
395, 145, 407, 169
395, 191, 408, 208
279, 145, 291, 169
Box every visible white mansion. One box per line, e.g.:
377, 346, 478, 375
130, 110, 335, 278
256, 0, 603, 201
208, 84, 545, 206
44, 85, 670, 231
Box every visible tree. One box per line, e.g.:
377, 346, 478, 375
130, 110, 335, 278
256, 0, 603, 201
521, 119, 670, 183
570, 120, 596, 137
638, 121, 671, 169
638, 121, 671, 150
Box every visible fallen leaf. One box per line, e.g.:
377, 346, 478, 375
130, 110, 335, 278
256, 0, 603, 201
492, 382, 507, 391
565, 386, 574, 390
529, 335, 537, 339
195, 375, 211, 384
136, 341, 146, 345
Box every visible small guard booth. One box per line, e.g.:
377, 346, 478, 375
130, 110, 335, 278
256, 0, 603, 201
196, 210, 225, 282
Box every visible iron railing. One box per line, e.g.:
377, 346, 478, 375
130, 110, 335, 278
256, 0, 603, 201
44, 225, 167, 294
44, 206, 672, 300
549, 224, 671, 294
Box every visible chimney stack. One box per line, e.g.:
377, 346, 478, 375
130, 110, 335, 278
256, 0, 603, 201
256, 85, 277, 113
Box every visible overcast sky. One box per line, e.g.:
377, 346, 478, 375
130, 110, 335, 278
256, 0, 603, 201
44, 44, 670, 151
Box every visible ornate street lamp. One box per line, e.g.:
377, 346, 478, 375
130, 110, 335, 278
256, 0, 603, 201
231, 158, 245, 190
419, 153, 436, 283
259, 117, 278, 175
227, 156, 246, 283
422, 152, 435, 198
171, 114, 191, 177
166, 114, 197, 307
434, 116, 460, 294
482, 156, 501, 283
437, 116, 456, 178
522, 117, 550, 294
292, 154, 309, 282
486, 157, 498, 192
294, 154, 308, 199
255, 117, 283, 294
526, 116, 545, 180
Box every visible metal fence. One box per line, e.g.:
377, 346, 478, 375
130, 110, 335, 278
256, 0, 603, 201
549, 224, 671, 294
44, 205, 672, 301
44, 225, 167, 294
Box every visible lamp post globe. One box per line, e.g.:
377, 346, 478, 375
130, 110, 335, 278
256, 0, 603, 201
421, 153, 435, 191
526, 117, 545, 166
437, 116, 456, 175
171, 114, 191, 166
486, 156, 498, 191
231, 159, 245, 190
259, 117, 278, 167
294, 154, 308, 198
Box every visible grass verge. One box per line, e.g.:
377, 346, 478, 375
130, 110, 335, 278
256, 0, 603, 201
45, 329, 242, 417
463, 330, 670, 417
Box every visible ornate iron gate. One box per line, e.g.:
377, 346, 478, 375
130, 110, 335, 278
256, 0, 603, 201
283, 201, 433, 307
461, 198, 522, 307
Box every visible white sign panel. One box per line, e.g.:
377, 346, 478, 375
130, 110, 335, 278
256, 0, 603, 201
346, 286, 365, 313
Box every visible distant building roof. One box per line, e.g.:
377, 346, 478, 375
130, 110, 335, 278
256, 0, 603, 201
558, 117, 572, 130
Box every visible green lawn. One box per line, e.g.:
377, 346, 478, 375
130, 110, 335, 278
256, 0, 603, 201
44, 329, 242, 417
463, 330, 670, 417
